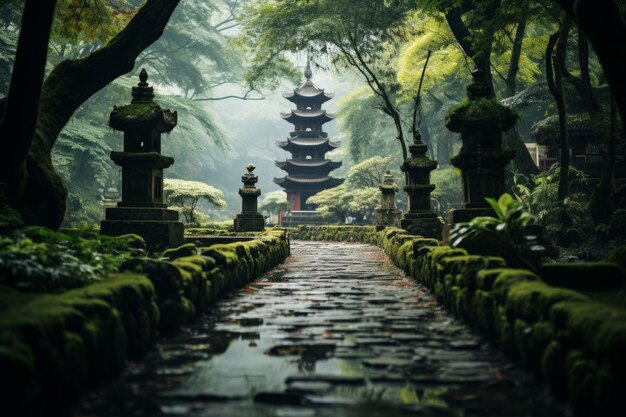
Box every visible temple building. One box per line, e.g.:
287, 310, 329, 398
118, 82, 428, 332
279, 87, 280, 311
274, 61, 343, 218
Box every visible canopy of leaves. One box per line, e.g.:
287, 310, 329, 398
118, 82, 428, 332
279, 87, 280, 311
338, 88, 400, 162
307, 156, 394, 220
164, 179, 227, 208
259, 190, 289, 214
346, 156, 394, 188
236, 0, 415, 91
431, 166, 463, 215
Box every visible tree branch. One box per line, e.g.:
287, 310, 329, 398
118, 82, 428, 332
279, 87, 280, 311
193, 88, 265, 101
19, 0, 181, 227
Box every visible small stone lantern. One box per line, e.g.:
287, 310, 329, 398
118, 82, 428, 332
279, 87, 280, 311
400, 134, 443, 238
100, 69, 184, 249
234, 164, 265, 232
101, 181, 120, 220
445, 68, 516, 228
375, 170, 401, 231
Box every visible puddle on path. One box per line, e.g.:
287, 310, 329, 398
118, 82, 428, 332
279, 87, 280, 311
72, 241, 571, 417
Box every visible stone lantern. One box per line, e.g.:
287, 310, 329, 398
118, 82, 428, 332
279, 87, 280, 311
234, 163, 265, 232
101, 181, 120, 220
445, 68, 516, 227
100, 69, 184, 249
375, 170, 401, 231
400, 134, 443, 238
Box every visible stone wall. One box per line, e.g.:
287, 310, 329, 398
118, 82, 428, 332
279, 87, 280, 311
0, 229, 290, 416
285, 225, 626, 417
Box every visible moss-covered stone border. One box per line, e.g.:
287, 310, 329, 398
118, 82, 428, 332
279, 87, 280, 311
285, 225, 625, 416
0, 229, 289, 416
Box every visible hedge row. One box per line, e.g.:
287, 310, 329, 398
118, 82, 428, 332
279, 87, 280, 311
287, 225, 626, 417
285, 225, 379, 243
0, 229, 290, 416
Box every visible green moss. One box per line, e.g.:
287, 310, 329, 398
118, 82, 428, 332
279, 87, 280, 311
475, 269, 507, 290
200, 245, 240, 268
473, 290, 495, 332
163, 243, 198, 260
0, 286, 37, 312
492, 269, 540, 300
514, 319, 553, 371
446, 97, 518, 132
115, 234, 147, 252
505, 281, 587, 322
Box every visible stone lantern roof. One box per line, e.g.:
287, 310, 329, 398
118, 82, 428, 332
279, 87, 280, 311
379, 170, 399, 193
109, 69, 177, 132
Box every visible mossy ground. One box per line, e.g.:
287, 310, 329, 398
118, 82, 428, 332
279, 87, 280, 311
0, 227, 290, 415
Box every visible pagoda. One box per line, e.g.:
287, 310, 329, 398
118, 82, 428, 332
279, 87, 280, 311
274, 61, 343, 222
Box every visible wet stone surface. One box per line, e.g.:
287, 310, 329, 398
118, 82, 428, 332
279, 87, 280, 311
72, 241, 571, 417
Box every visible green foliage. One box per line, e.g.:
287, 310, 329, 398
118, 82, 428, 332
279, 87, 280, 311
237, 0, 416, 84
259, 190, 289, 215
513, 164, 590, 239
0, 227, 143, 293
346, 156, 394, 188
307, 156, 394, 222
136, 0, 245, 98
450, 193, 547, 271
431, 167, 463, 215
164, 178, 226, 224
52, 0, 138, 46
338, 87, 399, 162
0, 25, 17, 92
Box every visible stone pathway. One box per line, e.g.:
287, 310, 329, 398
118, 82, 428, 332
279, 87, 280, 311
73, 241, 570, 417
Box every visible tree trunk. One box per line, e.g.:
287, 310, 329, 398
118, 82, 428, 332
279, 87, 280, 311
502, 14, 539, 176
18, 0, 181, 228
554, 56, 570, 203
547, 29, 570, 204
577, 30, 601, 113
444, 5, 496, 98
554, 0, 626, 133
555, 17, 574, 79
590, 96, 617, 224
506, 16, 527, 97
0, 0, 57, 208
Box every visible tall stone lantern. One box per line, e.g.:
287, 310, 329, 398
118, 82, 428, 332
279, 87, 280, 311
100, 69, 184, 249
400, 134, 443, 238
234, 163, 265, 232
375, 170, 401, 231
445, 68, 516, 228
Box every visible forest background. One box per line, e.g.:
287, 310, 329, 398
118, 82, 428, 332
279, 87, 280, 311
0, 0, 623, 227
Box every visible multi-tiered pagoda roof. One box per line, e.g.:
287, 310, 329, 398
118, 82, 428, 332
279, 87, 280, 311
274, 61, 344, 211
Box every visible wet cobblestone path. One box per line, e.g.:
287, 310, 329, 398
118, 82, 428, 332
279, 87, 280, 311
74, 242, 570, 417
